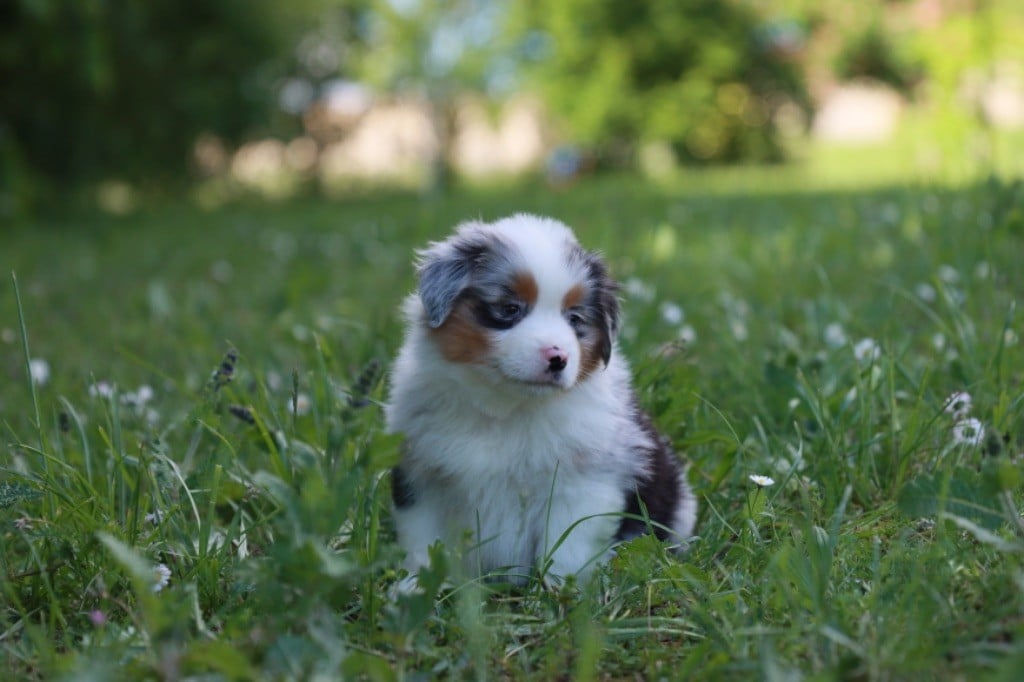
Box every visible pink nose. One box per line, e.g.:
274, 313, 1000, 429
543, 347, 568, 373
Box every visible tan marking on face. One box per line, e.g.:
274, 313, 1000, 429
512, 271, 539, 307
561, 283, 585, 311
429, 300, 492, 364
578, 336, 606, 381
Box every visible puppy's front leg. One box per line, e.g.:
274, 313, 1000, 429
541, 477, 621, 584
391, 467, 447, 593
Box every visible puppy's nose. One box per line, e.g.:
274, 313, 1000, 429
544, 347, 568, 373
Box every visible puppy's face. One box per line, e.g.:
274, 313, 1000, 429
416, 216, 620, 391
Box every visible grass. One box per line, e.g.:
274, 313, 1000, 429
2, 167, 1024, 679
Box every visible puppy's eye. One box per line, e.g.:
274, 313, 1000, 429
567, 310, 586, 329
501, 302, 523, 319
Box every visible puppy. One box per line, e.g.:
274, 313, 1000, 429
385, 214, 696, 587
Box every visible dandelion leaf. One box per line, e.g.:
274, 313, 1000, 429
897, 471, 1005, 530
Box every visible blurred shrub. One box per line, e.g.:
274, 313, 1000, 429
0, 0, 320, 206
512, 0, 810, 165
833, 22, 923, 94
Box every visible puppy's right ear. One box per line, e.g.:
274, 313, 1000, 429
416, 226, 489, 328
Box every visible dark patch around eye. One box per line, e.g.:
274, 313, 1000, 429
474, 296, 528, 330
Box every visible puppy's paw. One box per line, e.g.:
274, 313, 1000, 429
388, 573, 423, 601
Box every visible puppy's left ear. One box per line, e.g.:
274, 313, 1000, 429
585, 252, 621, 366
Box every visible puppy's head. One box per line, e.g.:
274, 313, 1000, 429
415, 214, 620, 391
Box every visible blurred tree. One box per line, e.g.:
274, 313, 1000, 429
833, 20, 923, 94
347, 0, 510, 192
0, 0, 324, 207
511, 0, 810, 165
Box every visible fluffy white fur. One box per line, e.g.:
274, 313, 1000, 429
386, 214, 696, 588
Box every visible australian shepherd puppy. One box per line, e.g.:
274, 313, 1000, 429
385, 214, 697, 588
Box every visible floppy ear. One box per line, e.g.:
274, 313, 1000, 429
416, 226, 489, 328
584, 251, 621, 366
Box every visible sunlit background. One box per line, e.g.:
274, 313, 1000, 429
3, 0, 1023, 213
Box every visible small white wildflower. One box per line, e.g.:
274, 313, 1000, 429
659, 302, 684, 325
290, 392, 312, 416
623, 277, 655, 303
1005, 329, 1019, 347
931, 333, 946, 351
266, 370, 283, 392
749, 474, 775, 487
880, 202, 900, 225
914, 283, 936, 303
14, 517, 33, 530
974, 261, 991, 280
824, 323, 847, 349
89, 381, 114, 398
853, 338, 880, 364
210, 259, 234, 283
144, 511, 163, 526
135, 385, 154, 405
951, 418, 985, 448
787, 398, 800, 411
943, 391, 972, 419
937, 265, 960, 284
678, 324, 697, 345
152, 563, 171, 593
122, 385, 155, 408
29, 358, 50, 386
730, 320, 748, 342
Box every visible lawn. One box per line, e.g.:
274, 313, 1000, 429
2, 168, 1024, 679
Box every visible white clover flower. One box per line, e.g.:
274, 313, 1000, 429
730, 320, 749, 342
152, 563, 171, 593
266, 370, 283, 392
89, 381, 115, 398
122, 385, 155, 408
853, 338, 880, 364
135, 385, 154, 404
210, 259, 234, 283
943, 391, 972, 419
914, 283, 936, 303
623, 277, 655, 303
880, 202, 900, 225
659, 301, 684, 325
951, 418, 985, 448
824, 323, 847, 349
937, 265, 960, 284
749, 474, 775, 487
679, 324, 697, 345
290, 393, 312, 416
29, 358, 50, 386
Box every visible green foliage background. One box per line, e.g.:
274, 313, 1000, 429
0, 0, 317, 192
513, 0, 809, 164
